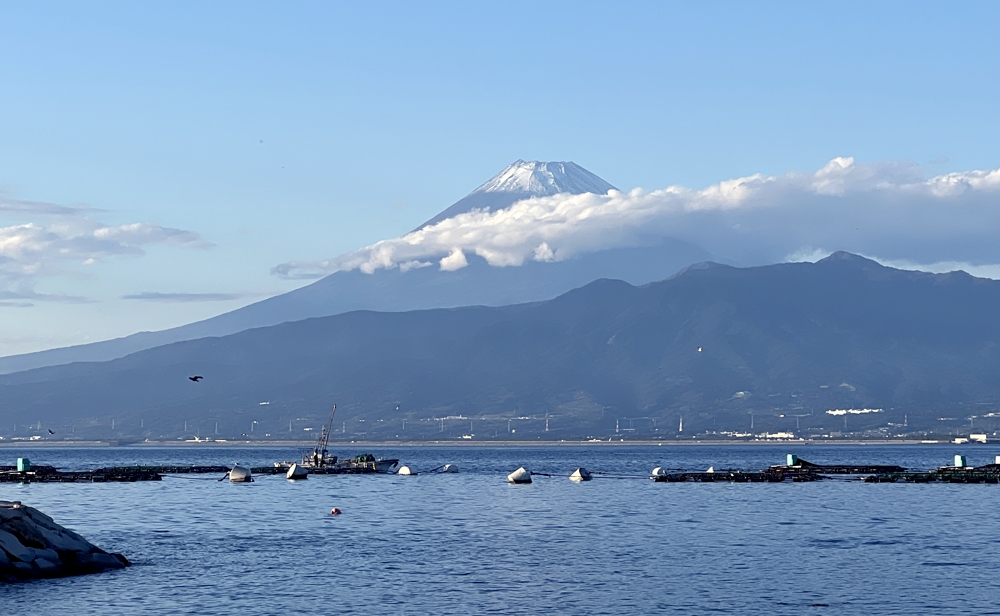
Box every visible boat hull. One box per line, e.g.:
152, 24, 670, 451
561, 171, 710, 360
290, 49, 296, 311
286, 463, 308, 480
229, 465, 253, 483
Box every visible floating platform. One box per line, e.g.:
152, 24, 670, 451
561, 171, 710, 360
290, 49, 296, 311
650, 470, 820, 483
0, 465, 162, 483
0, 463, 387, 483
864, 466, 1000, 483
771, 458, 907, 475
648, 457, 1000, 484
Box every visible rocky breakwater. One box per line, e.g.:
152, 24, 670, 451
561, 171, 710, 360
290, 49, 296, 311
0, 500, 129, 581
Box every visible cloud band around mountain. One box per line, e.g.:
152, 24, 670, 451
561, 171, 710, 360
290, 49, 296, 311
272, 157, 1000, 280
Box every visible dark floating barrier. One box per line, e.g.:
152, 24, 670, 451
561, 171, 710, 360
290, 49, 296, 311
650, 470, 803, 483
772, 454, 906, 475
0, 464, 162, 483
648, 454, 1000, 484
863, 458, 1000, 483
0, 458, 395, 483
9, 453, 1000, 486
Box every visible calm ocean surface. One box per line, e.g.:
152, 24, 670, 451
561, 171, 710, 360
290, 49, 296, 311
3, 444, 1000, 615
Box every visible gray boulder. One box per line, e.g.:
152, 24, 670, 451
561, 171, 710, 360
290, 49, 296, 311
0, 501, 129, 581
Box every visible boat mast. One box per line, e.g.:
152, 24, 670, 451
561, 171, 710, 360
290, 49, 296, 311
312, 404, 337, 466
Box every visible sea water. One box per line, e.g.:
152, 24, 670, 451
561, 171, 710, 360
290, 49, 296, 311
2, 444, 1000, 615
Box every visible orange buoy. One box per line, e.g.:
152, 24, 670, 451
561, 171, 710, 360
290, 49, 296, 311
330, 507, 342, 515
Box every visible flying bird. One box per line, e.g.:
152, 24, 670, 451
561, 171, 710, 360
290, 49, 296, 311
188, 376, 203, 382
47, 429, 54, 435
697, 346, 703, 352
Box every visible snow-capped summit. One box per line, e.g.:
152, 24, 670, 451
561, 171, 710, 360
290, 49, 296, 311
471, 160, 616, 197
418, 160, 616, 229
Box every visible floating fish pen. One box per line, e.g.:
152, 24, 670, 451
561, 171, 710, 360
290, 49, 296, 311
863, 464, 1000, 483
646, 455, 1000, 485
771, 455, 906, 476
0, 456, 401, 483
650, 470, 817, 483
0, 465, 162, 483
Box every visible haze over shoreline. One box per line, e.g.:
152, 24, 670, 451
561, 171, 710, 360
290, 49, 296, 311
0, 439, 962, 448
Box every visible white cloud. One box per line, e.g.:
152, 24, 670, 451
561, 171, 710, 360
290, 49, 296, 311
439, 248, 469, 271
0, 193, 98, 216
864, 257, 1000, 281
784, 248, 834, 263
92, 222, 207, 248
0, 287, 91, 305
273, 157, 1000, 280
120, 290, 275, 303
1, 199, 210, 303
785, 249, 1000, 280
399, 260, 432, 273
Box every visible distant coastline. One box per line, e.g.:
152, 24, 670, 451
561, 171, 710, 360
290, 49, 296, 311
0, 438, 963, 448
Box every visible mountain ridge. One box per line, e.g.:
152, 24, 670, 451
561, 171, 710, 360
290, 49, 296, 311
1, 252, 996, 441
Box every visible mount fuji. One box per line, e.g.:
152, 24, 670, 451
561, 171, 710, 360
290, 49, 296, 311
417, 160, 617, 228
0, 161, 710, 374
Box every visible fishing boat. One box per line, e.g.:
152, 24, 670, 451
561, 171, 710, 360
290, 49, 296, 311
282, 405, 399, 474
334, 453, 398, 473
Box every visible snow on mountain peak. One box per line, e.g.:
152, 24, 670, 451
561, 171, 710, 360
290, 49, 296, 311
471, 160, 617, 197
416, 160, 616, 229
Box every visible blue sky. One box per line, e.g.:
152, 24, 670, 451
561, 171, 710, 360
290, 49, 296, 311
2, 1, 999, 355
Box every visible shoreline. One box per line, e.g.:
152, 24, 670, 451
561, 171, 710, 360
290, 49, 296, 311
0, 439, 970, 448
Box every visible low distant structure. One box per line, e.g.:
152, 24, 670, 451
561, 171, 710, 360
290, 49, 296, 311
0, 501, 129, 581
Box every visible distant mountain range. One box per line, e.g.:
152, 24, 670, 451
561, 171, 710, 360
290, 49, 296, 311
0, 160, 709, 375
2, 252, 997, 441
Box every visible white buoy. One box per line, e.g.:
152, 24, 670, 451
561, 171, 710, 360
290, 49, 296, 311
569, 468, 592, 481
229, 464, 252, 483
651, 466, 668, 477
507, 467, 532, 484
398, 465, 417, 475
440, 464, 458, 473
954, 455, 967, 468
